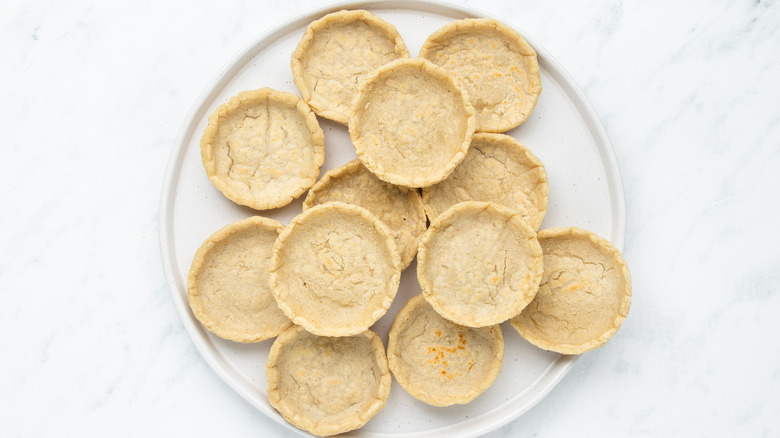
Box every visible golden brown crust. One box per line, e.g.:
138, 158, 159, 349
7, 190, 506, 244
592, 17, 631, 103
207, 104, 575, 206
303, 159, 426, 268
200, 88, 325, 210
187, 216, 291, 342
349, 58, 476, 188
417, 201, 543, 327
269, 202, 401, 336
510, 227, 632, 354
422, 133, 548, 229
419, 18, 541, 133
266, 326, 391, 436
291, 9, 409, 124
387, 295, 503, 406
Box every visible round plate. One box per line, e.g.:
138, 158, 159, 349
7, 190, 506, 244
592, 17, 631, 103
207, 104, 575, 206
159, 1, 626, 436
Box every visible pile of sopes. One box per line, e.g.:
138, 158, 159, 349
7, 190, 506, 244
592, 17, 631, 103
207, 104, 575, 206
186, 10, 631, 437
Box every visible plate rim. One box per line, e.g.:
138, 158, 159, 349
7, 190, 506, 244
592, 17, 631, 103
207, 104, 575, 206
159, 1, 626, 436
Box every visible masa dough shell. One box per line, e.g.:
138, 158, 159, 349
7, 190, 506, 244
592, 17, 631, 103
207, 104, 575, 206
266, 326, 391, 436
422, 133, 548, 230
187, 216, 292, 342
419, 18, 542, 133
387, 294, 503, 406
349, 58, 475, 188
510, 227, 632, 354
200, 87, 325, 210
269, 202, 401, 336
291, 9, 409, 124
303, 159, 426, 268
417, 201, 543, 327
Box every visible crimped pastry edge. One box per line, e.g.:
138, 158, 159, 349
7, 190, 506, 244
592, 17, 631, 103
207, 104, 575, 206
417, 201, 543, 327
269, 201, 401, 337
510, 226, 632, 354
421, 132, 549, 230
419, 17, 542, 133
387, 294, 504, 406
266, 325, 391, 436
348, 58, 476, 188
291, 9, 410, 124
187, 215, 291, 342
303, 159, 426, 268
199, 87, 325, 210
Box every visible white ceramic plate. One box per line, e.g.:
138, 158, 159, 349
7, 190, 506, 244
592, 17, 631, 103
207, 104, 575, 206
160, 1, 626, 436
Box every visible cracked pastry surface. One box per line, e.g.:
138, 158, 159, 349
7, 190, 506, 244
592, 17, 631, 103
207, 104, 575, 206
187, 216, 291, 342
291, 9, 409, 124
387, 294, 503, 406
417, 201, 543, 327
510, 227, 631, 354
303, 159, 426, 268
200, 87, 325, 210
269, 202, 401, 336
266, 326, 391, 436
419, 18, 542, 133
349, 58, 475, 188
422, 133, 548, 230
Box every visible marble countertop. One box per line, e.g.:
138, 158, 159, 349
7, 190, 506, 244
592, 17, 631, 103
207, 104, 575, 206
2, 0, 778, 436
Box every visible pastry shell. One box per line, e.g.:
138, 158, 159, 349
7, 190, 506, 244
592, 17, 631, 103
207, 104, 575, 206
510, 227, 632, 354
269, 202, 401, 336
349, 58, 475, 188
291, 9, 409, 124
417, 201, 543, 327
419, 18, 542, 133
266, 325, 391, 436
200, 87, 325, 210
387, 294, 503, 406
303, 159, 426, 268
187, 216, 292, 342
422, 133, 548, 230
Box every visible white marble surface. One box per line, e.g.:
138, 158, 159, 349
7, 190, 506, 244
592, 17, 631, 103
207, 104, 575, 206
1, 0, 778, 436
